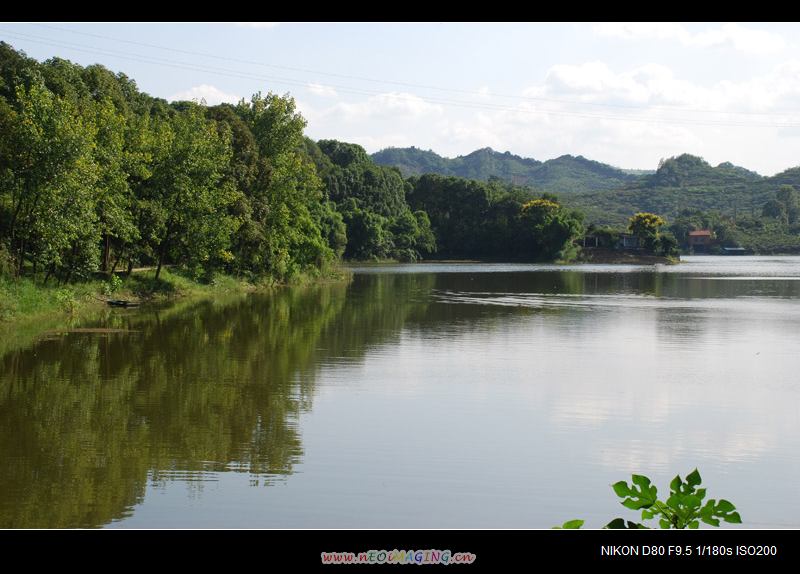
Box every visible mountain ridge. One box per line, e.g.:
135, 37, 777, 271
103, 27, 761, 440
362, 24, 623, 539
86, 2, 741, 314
371, 146, 782, 195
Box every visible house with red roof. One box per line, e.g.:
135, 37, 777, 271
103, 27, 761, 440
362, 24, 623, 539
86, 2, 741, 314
687, 229, 713, 253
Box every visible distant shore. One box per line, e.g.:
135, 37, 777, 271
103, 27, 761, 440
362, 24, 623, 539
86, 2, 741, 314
578, 248, 677, 265
347, 253, 678, 265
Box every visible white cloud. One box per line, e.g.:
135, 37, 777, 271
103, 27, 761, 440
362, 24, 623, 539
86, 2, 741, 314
542, 62, 712, 107
594, 22, 786, 55
544, 61, 652, 102
695, 23, 787, 55
594, 22, 690, 43
538, 60, 800, 116
234, 22, 281, 29
307, 83, 338, 98
168, 84, 241, 106
299, 60, 800, 175
326, 92, 443, 121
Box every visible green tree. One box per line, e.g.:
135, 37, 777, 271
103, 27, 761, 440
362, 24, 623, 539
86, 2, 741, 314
341, 202, 393, 260
0, 77, 99, 281
519, 196, 584, 261
312, 139, 428, 261
406, 174, 493, 258
92, 97, 137, 272
231, 93, 333, 278
628, 212, 666, 253
775, 185, 798, 224
762, 198, 787, 222
141, 104, 239, 280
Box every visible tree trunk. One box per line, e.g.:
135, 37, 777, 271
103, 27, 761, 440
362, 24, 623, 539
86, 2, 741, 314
8, 195, 25, 243
111, 248, 123, 275
155, 231, 171, 281
61, 241, 81, 285
102, 233, 110, 273
155, 241, 167, 281
16, 239, 25, 276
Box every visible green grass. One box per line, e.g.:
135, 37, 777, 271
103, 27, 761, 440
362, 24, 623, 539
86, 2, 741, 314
0, 276, 103, 321
1, 263, 352, 325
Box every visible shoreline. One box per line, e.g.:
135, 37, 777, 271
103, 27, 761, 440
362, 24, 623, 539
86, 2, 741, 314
0, 265, 352, 329
577, 248, 677, 265
346, 254, 678, 266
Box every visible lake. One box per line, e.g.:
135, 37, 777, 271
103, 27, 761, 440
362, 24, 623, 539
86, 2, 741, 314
1, 255, 799, 528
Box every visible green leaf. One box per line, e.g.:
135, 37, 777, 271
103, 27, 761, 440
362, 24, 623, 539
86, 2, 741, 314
560, 519, 584, 529
724, 512, 742, 524
686, 469, 702, 487
685, 495, 702, 509
602, 469, 740, 531
716, 499, 735, 513
622, 499, 644, 510
612, 481, 631, 498
666, 494, 680, 510
670, 475, 682, 493
605, 518, 627, 529
605, 518, 647, 529
619, 474, 658, 509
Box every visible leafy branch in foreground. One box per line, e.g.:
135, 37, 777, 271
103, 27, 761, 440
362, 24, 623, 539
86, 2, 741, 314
557, 469, 742, 529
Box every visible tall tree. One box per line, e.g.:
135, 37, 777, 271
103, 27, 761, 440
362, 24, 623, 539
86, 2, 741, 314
519, 196, 584, 261
0, 76, 99, 280
141, 104, 239, 280
232, 93, 333, 278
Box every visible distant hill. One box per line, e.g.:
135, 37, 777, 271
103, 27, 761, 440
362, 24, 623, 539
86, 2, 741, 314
528, 154, 640, 195
372, 146, 800, 226
768, 165, 800, 186
371, 147, 459, 177
371, 146, 638, 194
565, 156, 800, 226
643, 154, 764, 188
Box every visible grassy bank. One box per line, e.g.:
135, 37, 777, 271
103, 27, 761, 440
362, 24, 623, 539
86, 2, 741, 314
0, 264, 351, 325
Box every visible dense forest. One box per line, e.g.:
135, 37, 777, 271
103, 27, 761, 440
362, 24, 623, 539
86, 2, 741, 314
0, 42, 343, 284
2, 41, 800, 298
406, 175, 583, 260
0, 42, 439, 286
0, 42, 589, 291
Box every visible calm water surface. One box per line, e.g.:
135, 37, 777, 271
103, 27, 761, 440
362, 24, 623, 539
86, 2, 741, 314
1, 256, 799, 528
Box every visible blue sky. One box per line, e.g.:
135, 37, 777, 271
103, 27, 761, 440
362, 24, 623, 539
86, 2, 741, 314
1, 22, 799, 175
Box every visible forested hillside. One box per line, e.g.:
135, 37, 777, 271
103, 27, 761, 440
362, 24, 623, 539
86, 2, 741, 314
564, 154, 797, 226
372, 146, 639, 193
